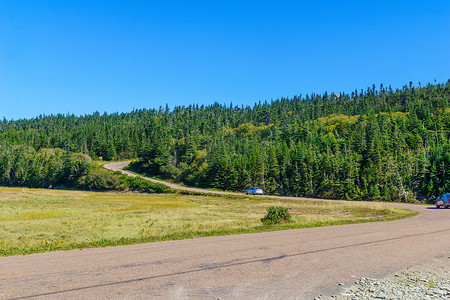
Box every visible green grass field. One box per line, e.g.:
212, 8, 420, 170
0, 187, 417, 256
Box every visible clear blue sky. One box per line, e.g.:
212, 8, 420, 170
1, 1, 449, 120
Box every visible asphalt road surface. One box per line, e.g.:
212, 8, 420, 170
1, 162, 449, 299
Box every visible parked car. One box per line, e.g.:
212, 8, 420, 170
436, 193, 450, 208
246, 187, 264, 195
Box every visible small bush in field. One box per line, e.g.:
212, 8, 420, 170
122, 176, 168, 193
261, 206, 291, 224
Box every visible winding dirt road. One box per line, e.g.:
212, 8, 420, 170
104, 161, 242, 195
1, 162, 449, 299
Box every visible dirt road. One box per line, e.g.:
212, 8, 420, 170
1, 162, 449, 299
104, 161, 242, 195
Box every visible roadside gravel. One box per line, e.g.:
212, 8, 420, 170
320, 257, 450, 300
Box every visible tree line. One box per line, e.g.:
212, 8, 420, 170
1, 81, 449, 201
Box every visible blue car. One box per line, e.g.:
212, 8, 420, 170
436, 193, 450, 208
246, 187, 264, 195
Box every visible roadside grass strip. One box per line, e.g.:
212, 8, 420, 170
0, 187, 417, 256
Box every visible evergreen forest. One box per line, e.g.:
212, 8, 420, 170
1, 81, 449, 202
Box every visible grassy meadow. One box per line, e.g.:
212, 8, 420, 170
0, 187, 417, 256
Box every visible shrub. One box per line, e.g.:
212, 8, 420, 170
77, 167, 120, 190
160, 164, 181, 179
261, 206, 291, 224
122, 176, 169, 193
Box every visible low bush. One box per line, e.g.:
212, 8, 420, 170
77, 168, 120, 190
121, 176, 169, 193
261, 206, 291, 224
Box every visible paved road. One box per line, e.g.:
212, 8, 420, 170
1, 162, 449, 299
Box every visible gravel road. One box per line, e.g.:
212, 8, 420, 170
104, 161, 242, 196
0, 162, 448, 299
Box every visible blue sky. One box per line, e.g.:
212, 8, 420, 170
1, 1, 449, 120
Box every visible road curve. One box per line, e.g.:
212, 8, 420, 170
1, 162, 449, 299
104, 161, 243, 196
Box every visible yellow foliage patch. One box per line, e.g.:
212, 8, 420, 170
232, 122, 274, 137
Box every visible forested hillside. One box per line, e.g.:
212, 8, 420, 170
1, 81, 449, 201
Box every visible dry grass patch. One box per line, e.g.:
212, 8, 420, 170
0, 187, 416, 256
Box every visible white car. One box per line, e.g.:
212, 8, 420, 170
246, 187, 264, 195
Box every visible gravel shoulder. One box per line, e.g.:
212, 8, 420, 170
322, 257, 450, 300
